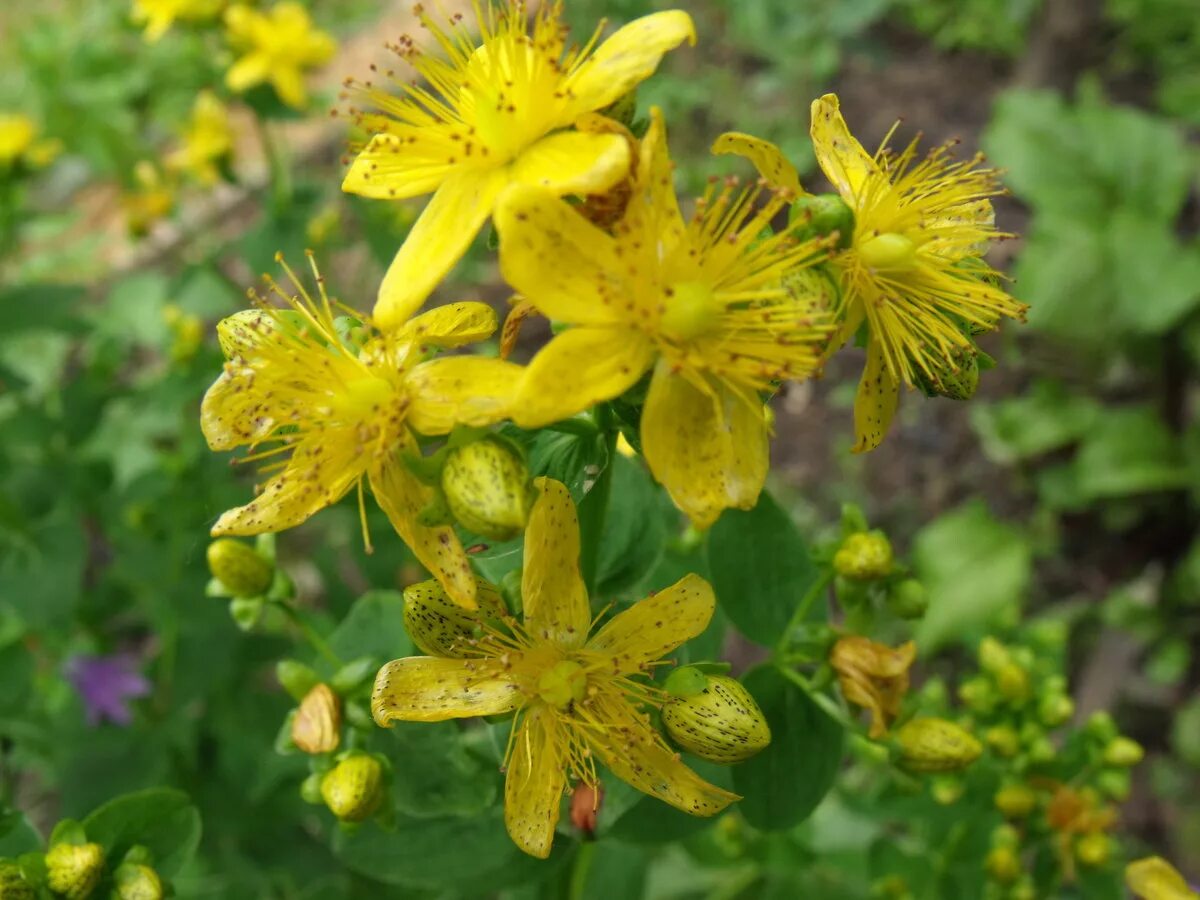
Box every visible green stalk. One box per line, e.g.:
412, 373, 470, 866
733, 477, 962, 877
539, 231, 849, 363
272, 600, 341, 668
774, 568, 834, 656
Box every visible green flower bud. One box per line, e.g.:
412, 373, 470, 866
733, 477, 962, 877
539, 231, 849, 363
0, 861, 34, 900
402, 578, 507, 658
1076, 832, 1112, 867
1038, 693, 1074, 728
1027, 736, 1056, 764
985, 725, 1021, 758
299, 772, 324, 805
995, 663, 1031, 703
789, 193, 855, 248
985, 846, 1021, 885
992, 824, 1021, 849
994, 783, 1037, 818
276, 659, 320, 701
206, 538, 273, 597
1097, 768, 1132, 802
978, 637, 1010, 674
833, 531, 894, 581
45, 842, 105, 900
930, 776, 964, 805
321, 754, 386, 822
886, 579, 929, 620
958, 677, 996, 715
1010, 877, 1037, 900
113, 863, 164, 900
1103, 736, 1145, 768
1086, 711, 1118, 742
912, 345, 979, 401
440, 437, 531, 541
894, 718, 982, 773
662, 675, 771, 763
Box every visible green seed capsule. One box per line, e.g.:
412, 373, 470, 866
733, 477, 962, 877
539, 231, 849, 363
45, 842, 105, 900
206, 538, 273, 597
895, 718, 983, 773
321, 754, 386, 823
402, 578, 508, 658
441, 437, 531, 541
662, 675, 771, 763
113, 863, 165, 900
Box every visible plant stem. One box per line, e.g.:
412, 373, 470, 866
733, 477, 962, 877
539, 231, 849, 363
774, 569, 834, 655
273, 600, 341, 668
254, 116, 292, 214
567, 841, 596, 900
774, 663, 861, 734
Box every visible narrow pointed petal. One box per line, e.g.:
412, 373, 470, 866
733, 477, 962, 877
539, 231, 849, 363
711, 132, 801, 193
210, 435, 363, 535
623, 109, 685, 250
271, 67, 307, 110
504, 708, 568, 859
521, 478, 590, 648
373, 169, 507, 331
810, 94, 877, 200
852, 338, 900, 454
587, 574, 714, 673
589, 697, 738, 816
565, 11, 696, 113
340, 128, 462, 200
400, 301, 498, 348
512, 327, 655, 429
370, 457, 478, 608
225, 53, 270, 93
511, 131, 630, 196
371, 657, 520, 724
494, 184, 626, 326
406, 356, 523, 436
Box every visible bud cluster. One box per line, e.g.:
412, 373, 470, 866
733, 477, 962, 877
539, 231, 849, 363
1, 824, 169, 900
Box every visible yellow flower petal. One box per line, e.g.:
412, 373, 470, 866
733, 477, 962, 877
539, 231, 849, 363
564, 11, 696, 114
405, 356, 523, 436
710, 132, 801, 193
494, 184, 626, 327
639, 363, 769, 528
810, 93, 877, 201
373, 169, 508, 332
371, 657, 519, 724
504, 708, 568, 860
340, 128, 461, 200
511, 131, 630, 197
852, 338, 900, 454
271, 66, 307, 109
399, 301, 498, 348
512, 326, 655, 429
1126, 857, 1200, 900
622, 109, 685, 251
587, 573, 714, 673
225, 52, 270, 93
369, 457, 477, 609
587, 695, 738, 816
210, 436, 362, 534
521, 477, 590, 648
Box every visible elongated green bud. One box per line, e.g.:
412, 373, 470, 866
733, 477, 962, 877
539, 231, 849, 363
1103, 736, 1144, 768
113, 863, 164, 900
440, 437, 531, 541
403, 578, 507, 658
661, 675, 770, 763
206, 538, 273, 597
0, 861, 34, 900
894, 718, 982, 773
321, 754, 386, 822
833, 531, 894, 580
45, 842, 105, 900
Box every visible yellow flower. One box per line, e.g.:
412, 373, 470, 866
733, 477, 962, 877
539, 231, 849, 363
166, 91, 234, 186
224, 2, 335, 109
1126, 857, 1200, 900
714, 94, 1027, 452
830, 636, 916, 738
201, 253, 522, 609
122, 161, 175, 236
340, 1, 696, 330
0, 113, 61, 170
372, 477, 737, 858
131, 0, 223, 42
493, 111, 831, 527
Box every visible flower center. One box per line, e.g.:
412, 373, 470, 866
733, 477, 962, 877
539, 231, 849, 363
660, 281, 720, 342
537, 660, 588, 710
857, 232, 917, 271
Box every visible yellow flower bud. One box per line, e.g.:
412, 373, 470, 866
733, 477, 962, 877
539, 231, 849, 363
206, 538, 273, 597
402, 578, 507, 658
113, 863, 165, 900
985, 846, 1021, 885
45, 842, 105, 900
978, 637, 1011, 673
994, 783, 1037, 818
1076, 832, 1112, 867
985, 725, 1020, 758
1126, 856, 1200, 900
661, 675, 771, 763
0, 861, 34, 900
440, 437, 532, 541
1038, 693, 1074, 727
833, 531, 894, 581
894, 717, 982, 773
930, 775, 964, 805
291, 683, 342, 754
1103, 736, 1145, 768
994, 662, 1031, 703
321, 754, 385, 823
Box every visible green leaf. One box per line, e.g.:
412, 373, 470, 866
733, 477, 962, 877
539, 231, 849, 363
733, 666, 844, 830
0, 810, 42, 856
328, 590, 414, 665
913, 502, 1031, 652
595, 456, 667, 596
383, 722, 498, 818
1074, 407, 1188, 500
82, 788, 201, 878
969, 380, 1099, 463
706, 491, 821, 646
1108, 212, 1200, 334
0, 504, 86, 627
579, 841, 649, 900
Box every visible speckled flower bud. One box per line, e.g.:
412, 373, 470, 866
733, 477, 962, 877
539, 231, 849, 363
206, 538, 273, 597
321, 754, 385, 823
1103, 736, 1145, 768
661, 675, 771, 764
894, 718, 982, 773
113, 863, 164, 900
833, 531, 894, 581
291, 683, 342, 754
402, 578, 507, 658
0, 861, 34, 900
440, 437, 531, 541
45, 842, 105, 900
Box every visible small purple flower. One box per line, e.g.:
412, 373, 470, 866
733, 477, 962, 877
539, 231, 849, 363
65, 653, 152, 726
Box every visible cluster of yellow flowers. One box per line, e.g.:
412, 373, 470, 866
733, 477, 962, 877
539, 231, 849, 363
201, 0, 1026, 858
